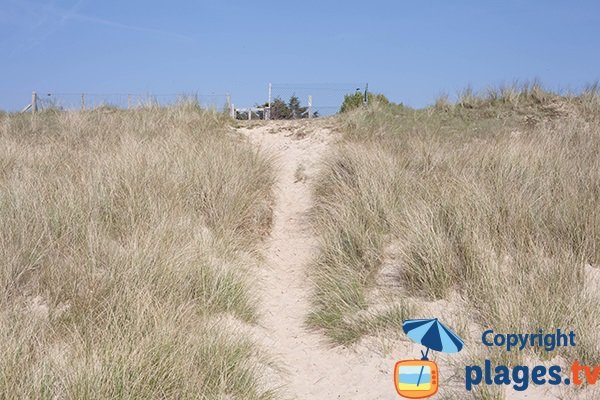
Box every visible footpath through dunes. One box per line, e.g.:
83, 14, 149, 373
239, 119, 400, 400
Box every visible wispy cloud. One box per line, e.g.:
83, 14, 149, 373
67, 12, 193, 41
3, 0, 192, 59
3, 0, 86, 57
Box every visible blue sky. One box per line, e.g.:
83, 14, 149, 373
1, 0, 599, 111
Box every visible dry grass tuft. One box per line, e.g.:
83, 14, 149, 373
0, 106, 277, 399
309, 88, 600, 372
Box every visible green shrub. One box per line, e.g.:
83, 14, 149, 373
340, 92, 390, 113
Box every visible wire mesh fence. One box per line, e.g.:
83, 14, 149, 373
26, 83, 368, 119
269, 83, 367, 118
33, 92, 230, 112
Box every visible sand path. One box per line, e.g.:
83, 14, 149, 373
238, 119, 581, 400
239, 120, 399, 400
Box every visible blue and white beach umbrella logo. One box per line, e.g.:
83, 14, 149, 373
394, 318, 464, 398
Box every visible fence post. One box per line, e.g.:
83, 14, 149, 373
225, 94, 231, 115
248, 109, 251, 120
81, 93, 85, 111
231, 104, 235, 119
267, 83, 272, 120
364, 83, 369, 105
127, 94, 132, 109
31, 91, 38, 113
308, 95, 312, 119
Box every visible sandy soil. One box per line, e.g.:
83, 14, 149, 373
240, 120, 401, 399
238, 119, 579, 400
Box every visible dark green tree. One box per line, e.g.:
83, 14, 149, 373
263, 95, 315, 119
288, 95, 308, 119
269, 97, 292, 119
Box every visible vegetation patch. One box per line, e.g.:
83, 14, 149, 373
308, 83, 600, 379
0, 105, 277, 399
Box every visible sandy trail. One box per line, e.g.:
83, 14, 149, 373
239, 120, 399, 400
238, 119, 579, 400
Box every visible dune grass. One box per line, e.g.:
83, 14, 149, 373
308, 85, 600, 372
0, 105, 277, 399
